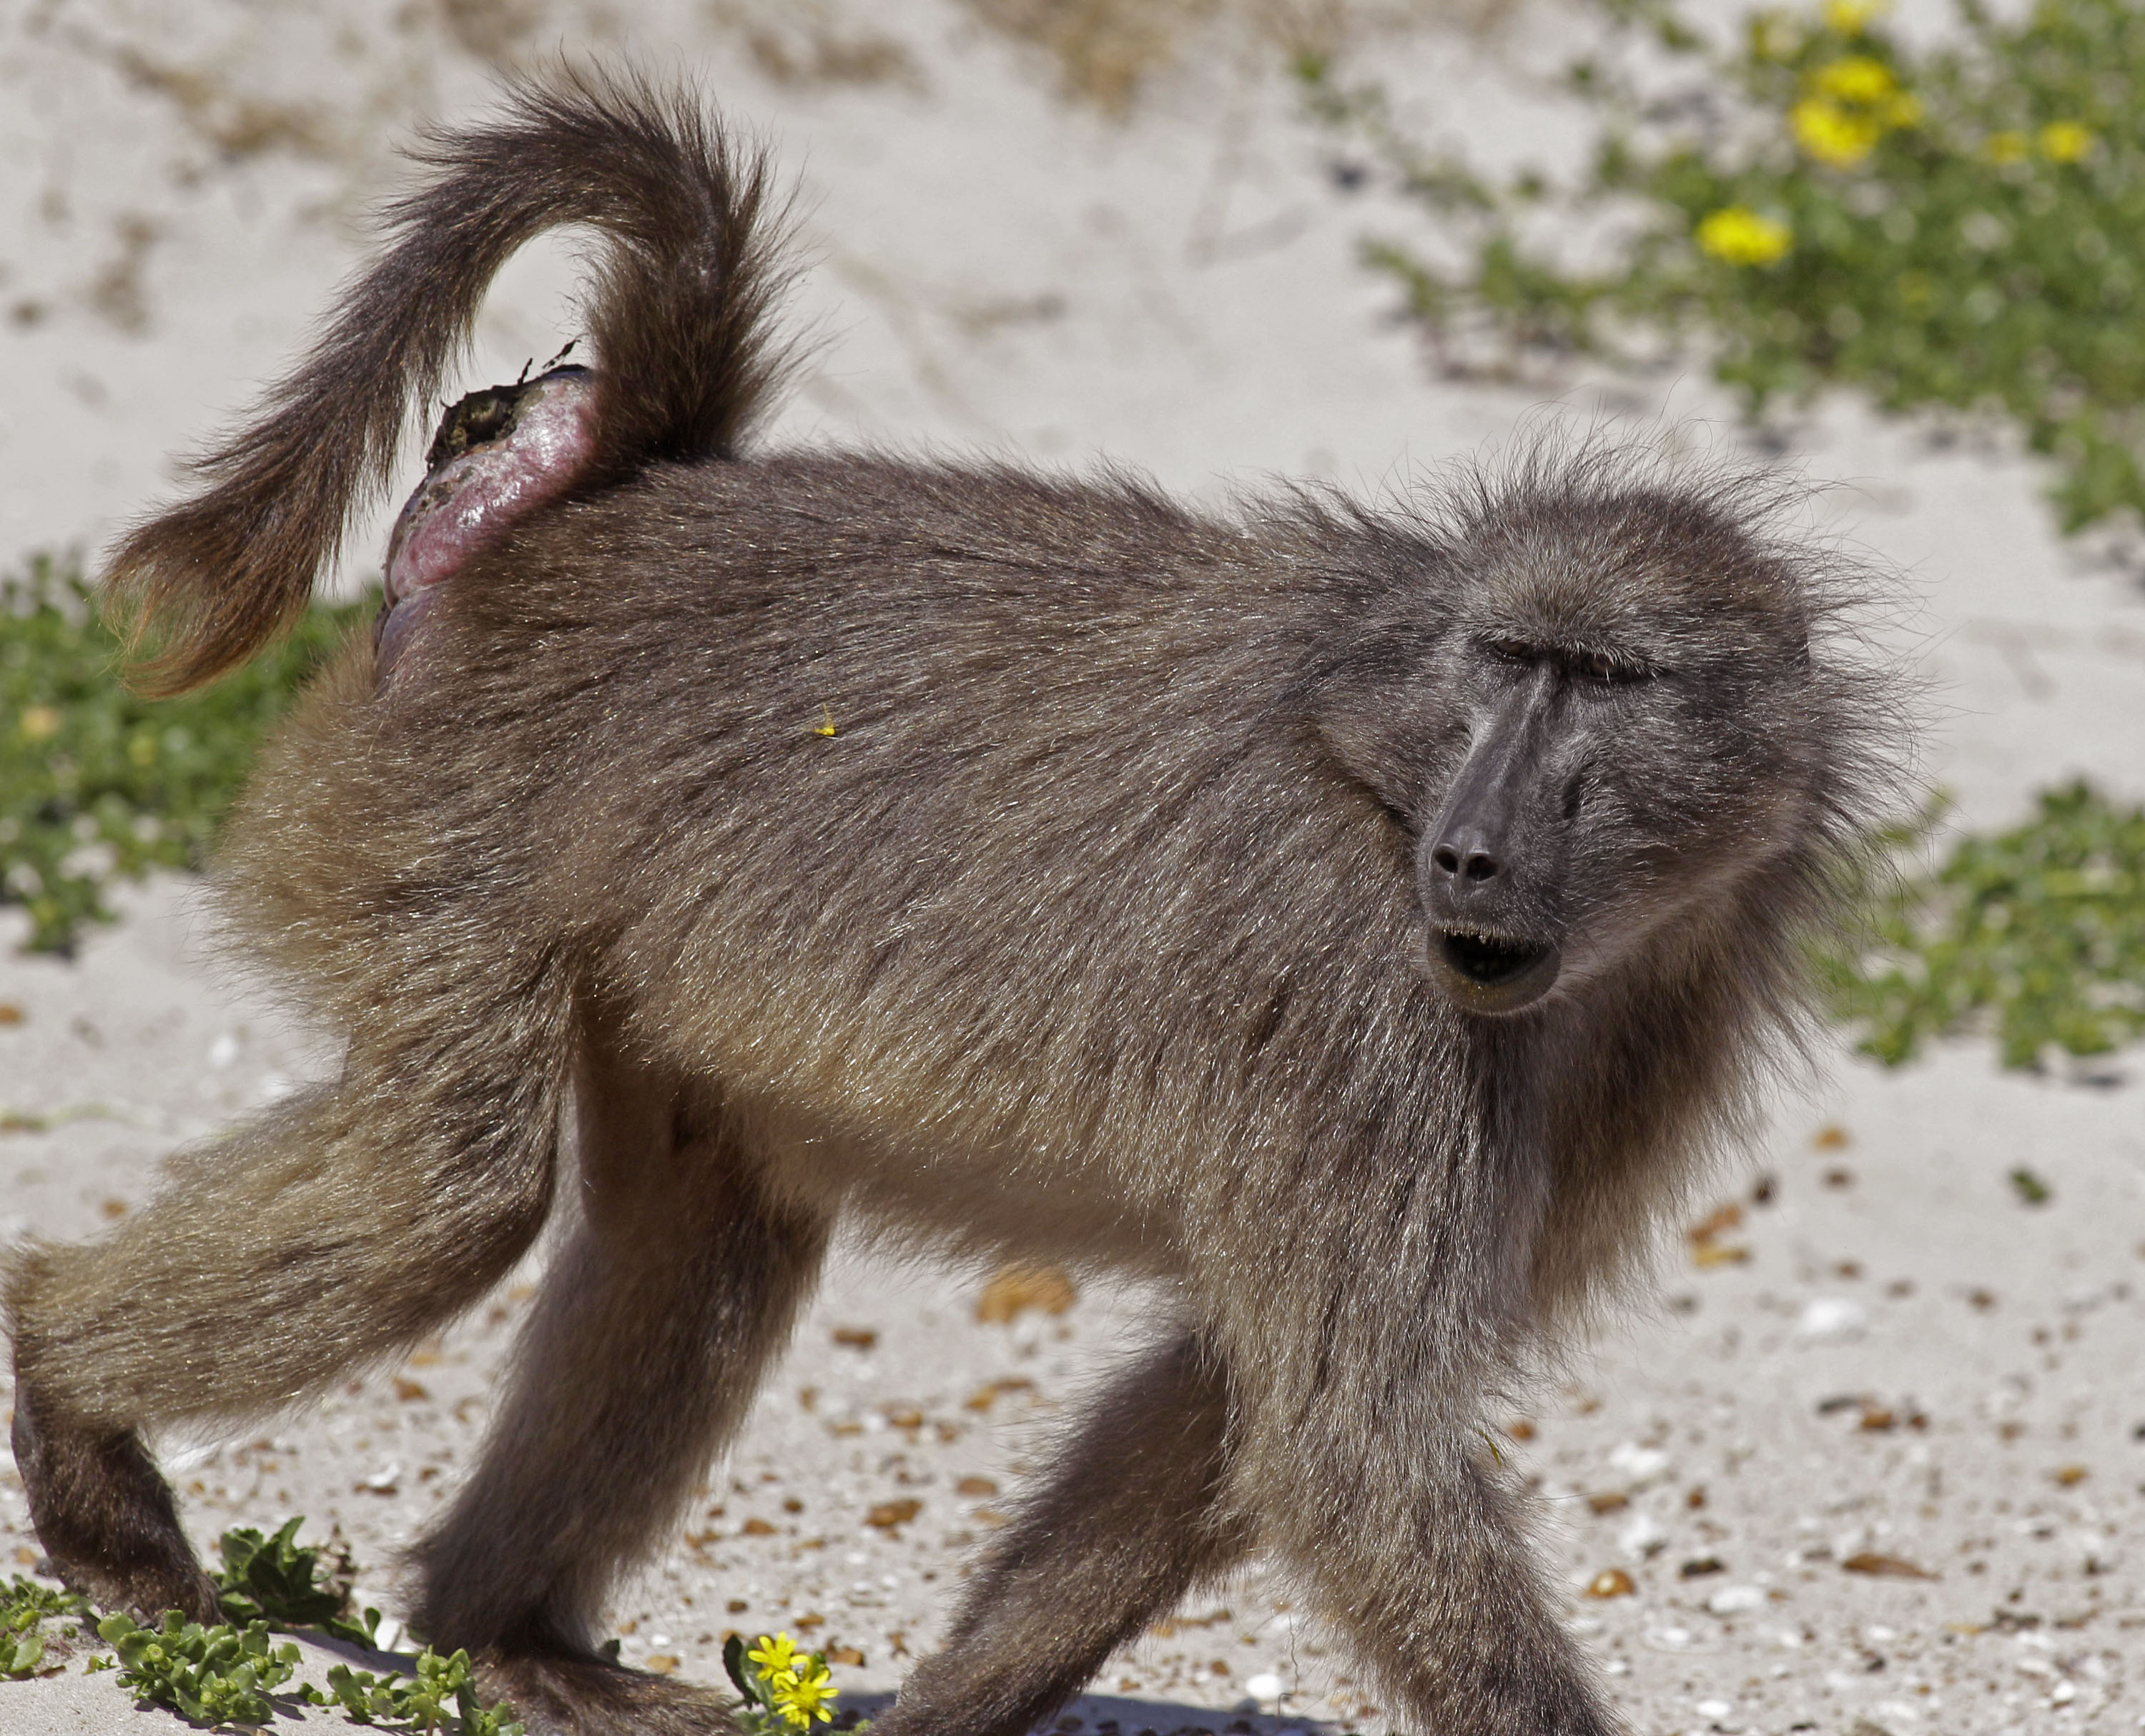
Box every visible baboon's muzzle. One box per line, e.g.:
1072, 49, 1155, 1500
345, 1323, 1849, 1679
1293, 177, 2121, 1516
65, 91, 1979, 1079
1419, 664, 1566, 1013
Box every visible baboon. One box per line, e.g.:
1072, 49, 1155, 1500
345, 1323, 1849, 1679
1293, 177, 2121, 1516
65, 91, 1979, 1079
6, 70, 1907, 1736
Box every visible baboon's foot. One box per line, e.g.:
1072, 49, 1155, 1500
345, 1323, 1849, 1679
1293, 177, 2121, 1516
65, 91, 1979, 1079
9, 1384, 220, 1622
473, 1647, 741, 1736
375, 364, 598, 679
865, 1666, 1068, 1736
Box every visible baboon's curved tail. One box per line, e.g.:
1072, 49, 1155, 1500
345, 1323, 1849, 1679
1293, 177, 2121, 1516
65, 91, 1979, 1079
107, 68, 799, 694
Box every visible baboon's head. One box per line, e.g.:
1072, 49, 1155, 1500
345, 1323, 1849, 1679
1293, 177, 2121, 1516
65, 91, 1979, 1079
1316, 450, 1894, 1017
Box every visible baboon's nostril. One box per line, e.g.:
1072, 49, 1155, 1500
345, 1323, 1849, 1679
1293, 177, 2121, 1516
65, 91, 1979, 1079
1431, 835, 1504, 885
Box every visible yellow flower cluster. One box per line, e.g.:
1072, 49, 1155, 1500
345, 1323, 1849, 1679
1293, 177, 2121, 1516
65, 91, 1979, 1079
2038, 121, 2093, 163
1696, 206, 1794, 266
748, 1634, 838, 1730
1983, 122, 2093, 165
1813, 56, 1897, 105
1792, 55, 1919, 169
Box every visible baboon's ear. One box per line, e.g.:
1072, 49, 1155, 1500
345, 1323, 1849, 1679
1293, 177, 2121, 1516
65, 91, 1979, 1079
1306, 621, 1454, 802
1311, 694, 1427, 836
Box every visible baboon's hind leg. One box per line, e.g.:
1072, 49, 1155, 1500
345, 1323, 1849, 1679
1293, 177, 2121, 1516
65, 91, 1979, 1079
6, 961, 573, 1619
409, 1048, 829, 1736
872, 1331, 1249, 1736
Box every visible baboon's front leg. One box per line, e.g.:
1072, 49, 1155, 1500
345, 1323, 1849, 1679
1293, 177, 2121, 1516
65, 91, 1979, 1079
872, 1331, 1249, 1736
1257, 1421, 1619, 1735
409, 1052, 828, 1736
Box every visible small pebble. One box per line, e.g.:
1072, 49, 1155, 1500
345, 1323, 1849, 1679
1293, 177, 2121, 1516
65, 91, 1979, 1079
1795, 1297, 1868, 1341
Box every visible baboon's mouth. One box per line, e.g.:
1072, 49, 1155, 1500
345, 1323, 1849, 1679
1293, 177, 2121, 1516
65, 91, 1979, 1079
1441, 929, 1547, 984
1431, 929, 1561, 1012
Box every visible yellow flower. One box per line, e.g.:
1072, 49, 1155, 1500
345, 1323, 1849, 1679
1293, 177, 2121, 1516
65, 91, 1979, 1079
1983, 130, 2028, 165
2040, 122, 2093, 163
1823, 0, 1885, 34
748, 1634, 801, 1681
1696, 207, 1793, 266
1813, 56, 1895, 104
771, 1657, 836, 1729
1793, 98, 1881, 168
1886, 92, 1923, 128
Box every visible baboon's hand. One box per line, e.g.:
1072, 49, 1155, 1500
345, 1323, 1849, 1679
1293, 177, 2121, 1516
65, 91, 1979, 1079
375, 365, 598, 677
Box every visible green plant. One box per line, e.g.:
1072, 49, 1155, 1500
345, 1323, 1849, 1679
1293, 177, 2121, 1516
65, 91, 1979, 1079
1, 552, 371, 952
97, 1609, 305, 1726
87, 1519, 521, 1732
1821, 781, 2145, 1067
100, 1613, 521, 1735
214, 1516, 377, 1645
310, 1648, 523, 1735
1, 1576, 94, 1680
212, 1519, 521, 1729
1307, 0, 2145, 531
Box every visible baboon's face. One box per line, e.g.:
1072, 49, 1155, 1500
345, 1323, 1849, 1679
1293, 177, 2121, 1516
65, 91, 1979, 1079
1324, 510, 1823, 1015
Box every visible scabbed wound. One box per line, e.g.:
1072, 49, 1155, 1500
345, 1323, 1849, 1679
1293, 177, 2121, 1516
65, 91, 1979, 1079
375, 365, 598, 679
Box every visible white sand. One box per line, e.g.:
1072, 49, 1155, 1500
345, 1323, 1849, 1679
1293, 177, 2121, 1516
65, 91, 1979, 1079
4, 4, 2144, 1733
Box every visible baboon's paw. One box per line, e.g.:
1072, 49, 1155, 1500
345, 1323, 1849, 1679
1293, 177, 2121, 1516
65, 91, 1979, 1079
9, 1391, 221, 1622
375, 365, 598, 679
473, 1647, 741, 1736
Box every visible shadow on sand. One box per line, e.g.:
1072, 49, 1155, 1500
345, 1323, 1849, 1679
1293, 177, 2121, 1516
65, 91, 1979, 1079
834, 1692, 1341, 1736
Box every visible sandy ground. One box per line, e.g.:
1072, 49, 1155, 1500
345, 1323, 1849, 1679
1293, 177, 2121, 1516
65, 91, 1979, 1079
4, 3, 2145, 1734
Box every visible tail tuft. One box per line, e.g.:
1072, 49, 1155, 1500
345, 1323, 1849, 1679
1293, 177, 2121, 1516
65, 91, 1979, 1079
104, 66, 800, 695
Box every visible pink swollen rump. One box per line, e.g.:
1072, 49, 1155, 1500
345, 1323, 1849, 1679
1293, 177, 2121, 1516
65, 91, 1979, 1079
375, 365, 599, 679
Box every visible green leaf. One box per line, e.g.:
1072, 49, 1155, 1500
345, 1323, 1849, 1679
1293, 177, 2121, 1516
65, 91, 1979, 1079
214, 1515, 358, 1632
1, 1576, 93, 1679
724, 1632, 757, 1700
0, 1628, 44, 1679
